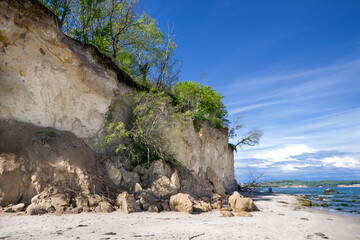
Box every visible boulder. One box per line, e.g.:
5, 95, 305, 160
75, 195, 89, 209
25, 204, 48, 215
201, 196, 210, 203
120, 168, 140, 190
211, 193, 223, 203
104, 160, 122, 186
324, 188, 339, 195
148, 205, 160, 213
228, 191, 258, 212
12, 203, 25, 212
116, 192, 141, 214
139, 191, 161, 212
193, 200, 211, 212
206, 167, 226, 197
134, 183, 143, 193
49, 194, 71, 210
95, 201, 114, 213
150, 160, 173, 178
220, 210, 233, 217
133, 165, 147, 177
161, 200, 171, 211
301, 200, 312, 207
3, 206, 14, 213
87, 195, 100, 207
151, 172, 180, 199
169, 193, 194, 214
212, 201, 222, 210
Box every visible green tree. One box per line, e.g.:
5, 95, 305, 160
101, 91, 189, 166
173, 81, 228, 129
40, 0, 181, 88
228, 116, 263, 150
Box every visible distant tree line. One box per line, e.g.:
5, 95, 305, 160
260, 180, 360, 187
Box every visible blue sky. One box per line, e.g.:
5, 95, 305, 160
143, 0, 360, 182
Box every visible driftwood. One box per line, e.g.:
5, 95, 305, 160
241, 171, 264, 195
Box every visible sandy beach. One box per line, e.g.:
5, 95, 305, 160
1, 193, 359, 240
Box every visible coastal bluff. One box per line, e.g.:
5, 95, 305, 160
0, 0, 236, 209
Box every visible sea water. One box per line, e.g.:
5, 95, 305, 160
260, 187, 360, 216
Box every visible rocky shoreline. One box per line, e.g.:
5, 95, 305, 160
1, 193, 359, 240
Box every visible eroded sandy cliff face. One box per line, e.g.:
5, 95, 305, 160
174, 122, 236, 192
0, 0, 236, 192
0, 0, 137, 150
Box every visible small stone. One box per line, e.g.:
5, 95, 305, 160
134, 183, 143, 193
323, 188, 339, 195
301, 200, 312, 207
12, 203, 25, 212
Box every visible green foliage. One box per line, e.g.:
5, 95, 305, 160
228, 116, 263, 148
105, 103, 116, 123
260, 180, 360, 188
100, 122, 128, 153
40, 0, 181, 88
46, 128, 56, 138
101, 90, 188, 166
172, 81, 228, 130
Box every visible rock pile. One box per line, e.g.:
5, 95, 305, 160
0, 121, 258, 217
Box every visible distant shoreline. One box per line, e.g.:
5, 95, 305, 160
259, 180, 360, 188
268, 184, 360, 188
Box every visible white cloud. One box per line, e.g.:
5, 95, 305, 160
248, 162, 273, 168
280, 164, 299, 172
253, 144, 314, 163
321, 156, 360, 169
228, 100, 285, 115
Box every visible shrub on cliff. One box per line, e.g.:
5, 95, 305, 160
172, 81, 228, 130
101, 90, 189, 166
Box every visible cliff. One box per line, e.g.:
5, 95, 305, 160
0, 0, 236, 193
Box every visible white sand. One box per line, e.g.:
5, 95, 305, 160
1, 193, 359, 240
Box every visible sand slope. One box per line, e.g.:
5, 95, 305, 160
1, 193, 359, 240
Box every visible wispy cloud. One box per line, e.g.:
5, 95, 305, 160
224, 59, 360, 94
225, 58, 360, 182
228, 100, 285, 115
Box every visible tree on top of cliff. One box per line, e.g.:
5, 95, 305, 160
40, 0, 181, 89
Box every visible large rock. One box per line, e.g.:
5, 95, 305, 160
120, 168, 140, 190
12, 203, 25, 212
221, 211, 234, 217
116, 192, 141, 214
95, 201, 114, 213
151, 172, 180, 199
324, 188, 339, 195
228, 191, 258, 212
104, 160, 122, 186
25, 204, 48, 215
169, 193, 194, 214
193, 200, 211, 212
139, 191, 161, 213
206, 167, 226, 197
